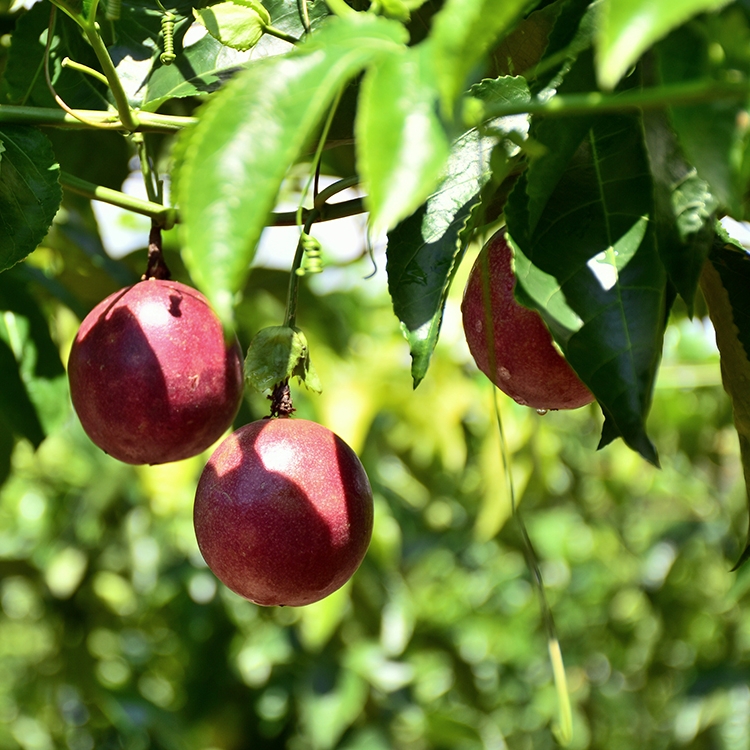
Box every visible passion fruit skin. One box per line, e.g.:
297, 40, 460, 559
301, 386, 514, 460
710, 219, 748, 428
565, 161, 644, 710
67, 279, 244, 465
461, 232, 594, 411
193, 418, 373, 607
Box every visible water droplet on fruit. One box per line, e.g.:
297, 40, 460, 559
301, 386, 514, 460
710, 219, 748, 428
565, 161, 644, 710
536, 409, 548, 416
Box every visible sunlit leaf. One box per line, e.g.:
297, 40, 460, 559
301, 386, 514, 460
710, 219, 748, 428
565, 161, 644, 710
175, 15, 407, 323
596, 0, 734, 90
357, 43, 451, 236
193, 0, 269, 51
429, 0, 531, 116
388, 76, 529, 386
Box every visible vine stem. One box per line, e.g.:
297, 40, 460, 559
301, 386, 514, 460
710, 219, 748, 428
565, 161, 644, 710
60, 172, 178, 228
474, 77, 750, 123
284, 210, 318, 328
492, 391, 573, 746
0, 105, 195, 132
264, 24, 301, 45
60, 172, 363, 230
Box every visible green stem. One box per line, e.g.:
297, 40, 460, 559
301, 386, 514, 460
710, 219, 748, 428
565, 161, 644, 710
79, 20, 140, 131
61, 172, 178, 229
313, 176, 359, 210
0, 105, 196, 132
61, 171, 364, 229
62, 57, 110, 86
264, 24, 300, 45
284, 211, 318, 328
132, 132, 160, 204
474, 77, 750, 123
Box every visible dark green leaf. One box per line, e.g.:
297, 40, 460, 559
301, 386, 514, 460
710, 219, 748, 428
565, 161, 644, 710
0, 269, 65, 380
138, 33, 250, 111
429, 0, 532, 115
175, 15, 407, 323
506, 115, 669, 464
643, 107, 717, 312
3, 2, 109, 109
700, 238, 750, 568
0, 126, 62, 273
596, 0, 734, 90
0, 338, 45, 448
0, 414, 13, 489
387, 76, 529, 385
356, 44, 450, 235
263, 0, 331, 37
529, 0, 595, 93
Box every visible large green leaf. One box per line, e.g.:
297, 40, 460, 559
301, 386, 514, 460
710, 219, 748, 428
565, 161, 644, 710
0, 126, 62, 273
512, 48, 599, 241
657, 11, 750, 215
175, 15, 407, 323
596, 0, 734, 90
387, 76, 529, 386
356, 43, 450, 236
642, 107, 717, 311
505, 114, 669, 464
700, 235, 750, 568
138, 33, 251, 111
429, 0, 533, 116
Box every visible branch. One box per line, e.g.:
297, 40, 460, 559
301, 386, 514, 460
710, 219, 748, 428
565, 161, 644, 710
0, 105, 197, 132
473, 77, 750, 123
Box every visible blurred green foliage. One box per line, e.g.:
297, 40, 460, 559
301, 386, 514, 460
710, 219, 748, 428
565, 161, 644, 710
1, 213, 748, 750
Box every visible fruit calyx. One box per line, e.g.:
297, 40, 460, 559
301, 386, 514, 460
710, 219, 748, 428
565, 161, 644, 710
244, 325, 322, 395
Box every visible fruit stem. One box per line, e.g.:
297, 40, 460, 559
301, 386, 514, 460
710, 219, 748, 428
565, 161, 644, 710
284, 211, 318, 328
60, 172, 179, 228
268, 381, 295, 417
143, 225, 171, 280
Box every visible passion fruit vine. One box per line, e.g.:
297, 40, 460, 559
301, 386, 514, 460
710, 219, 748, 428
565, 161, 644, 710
461, 231, 594, 411
193, 416, 373, 607
67, 278, 244, 465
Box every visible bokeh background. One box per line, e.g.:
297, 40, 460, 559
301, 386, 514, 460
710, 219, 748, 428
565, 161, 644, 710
1, 172, 749, 750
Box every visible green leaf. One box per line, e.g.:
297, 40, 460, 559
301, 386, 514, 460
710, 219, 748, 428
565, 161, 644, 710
700, 239, 750, 568
0, 414, 13, 489
0, 338, 45, 448
3, 1, 109, 109
263, 0, 331, 37
175, 15, 407, 323
194, 0, 270, 51
505, 114, 669, 464
657, 14, 750, 214
642, 108, 717, 311
596, 0, 734, 90
356, 43, 451, 236
429, 0, 532, 116
387, 76, 529, 385
244, 325, 322, 393
0, 126, 62, 273
138, 34, 250, 112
